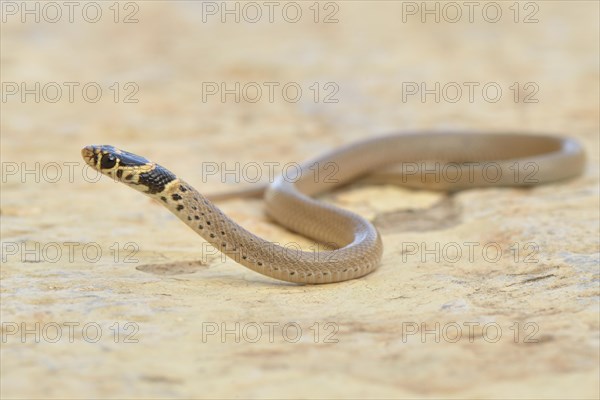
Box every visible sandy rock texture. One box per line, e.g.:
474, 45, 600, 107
1, 1, 598, 399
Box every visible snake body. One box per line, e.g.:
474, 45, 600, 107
82, 132, 585, 284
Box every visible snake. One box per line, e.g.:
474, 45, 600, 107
82, 132, 585, 284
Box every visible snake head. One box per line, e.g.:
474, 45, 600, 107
82, 145, 177, 194
82, 145, 150, 172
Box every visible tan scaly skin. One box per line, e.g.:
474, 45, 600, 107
82, 132, 586, 284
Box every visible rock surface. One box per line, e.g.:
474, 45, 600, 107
1, 2, 598, 399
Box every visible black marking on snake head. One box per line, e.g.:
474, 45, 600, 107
138, 165, 176, 194
172, 193, 182, 201
125, 174, 134, 180
116, 170, 123, 179
117, 149, 150, 167
95, 146, 150, 168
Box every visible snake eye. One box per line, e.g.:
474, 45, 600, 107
100, 153, 117, 169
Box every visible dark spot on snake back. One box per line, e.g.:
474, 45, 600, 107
172, 193, 182, 201
161, 196, 167, 203
176, 205, 184, 211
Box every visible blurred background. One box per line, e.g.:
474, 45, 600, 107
1, 1, 598, 399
